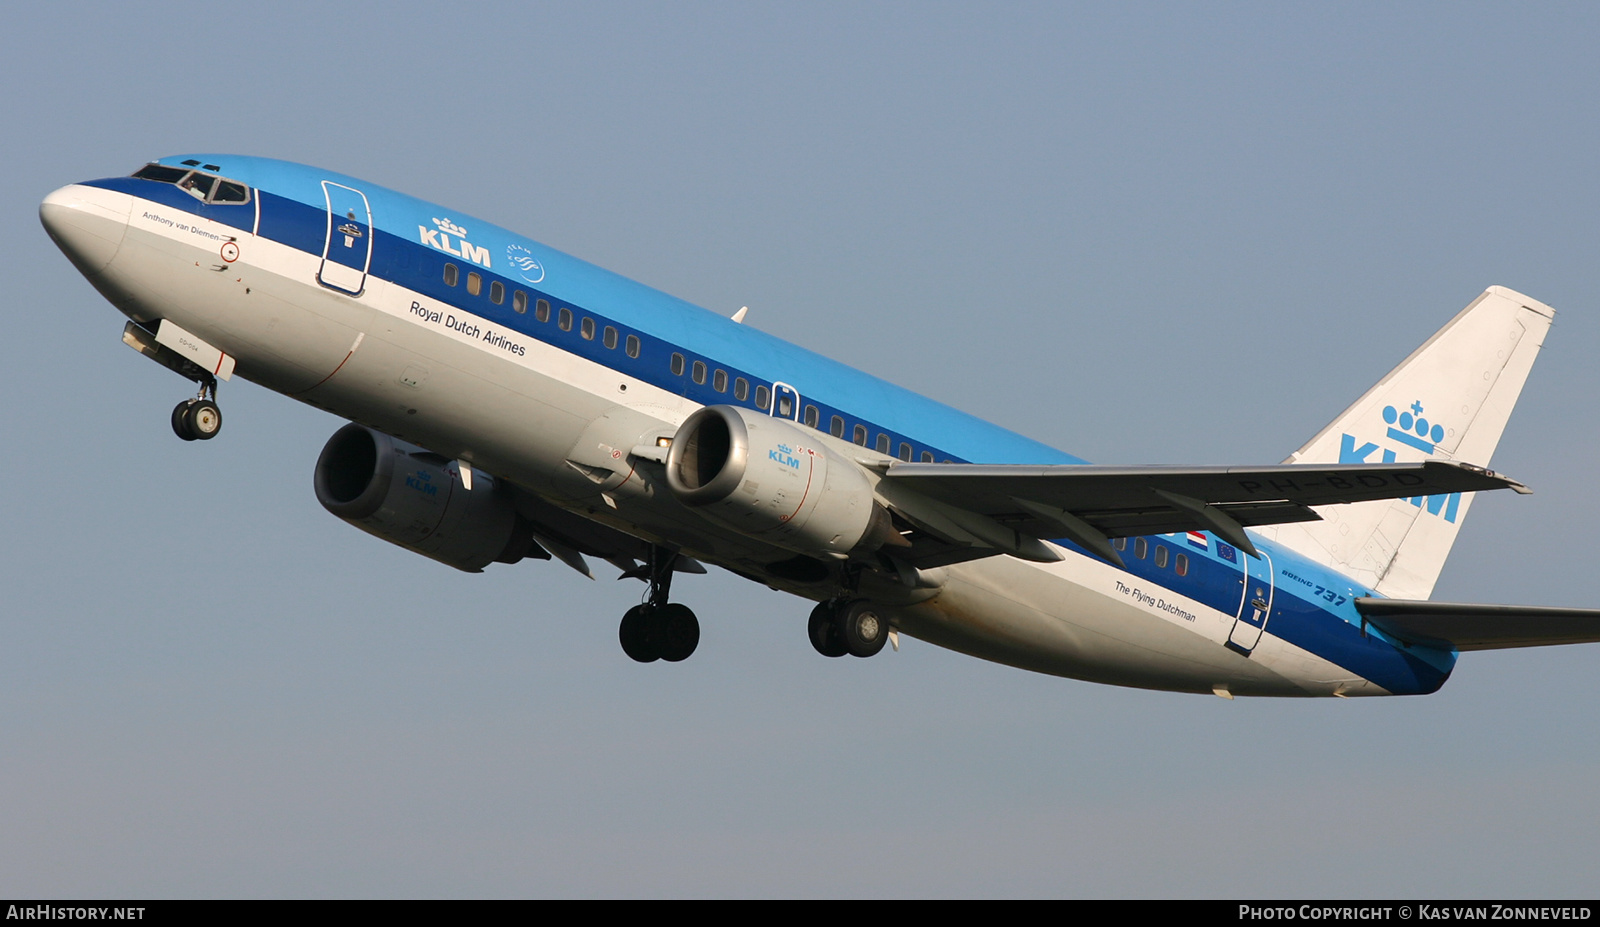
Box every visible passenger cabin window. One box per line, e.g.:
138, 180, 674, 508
1113, 537, 1127, 551
921, 451, 934, 462
558, 307, 572, 331
604, 326, 618, 349
876, 434, 890, 454
1155, 545, 1169, 569
671, 353, 685, 376
1134, 537, 1148, 560
443, 263, 459, 287
804, 405, 819, 428
581, 317, 595, 340
626, 335, 640, 358
830, 416, 844, 438
467, 272, 482, 296
1175, 553, 1189, 577
899, 443, 913, 461
713, 369, 728, 393
691, 361, 706, 384
755, 385, 771, 411
853, 424, 868, 446
734, 377, 748, 401
490, 281, 504, 305
535, 298, 550, 323
513, 291, 528, 314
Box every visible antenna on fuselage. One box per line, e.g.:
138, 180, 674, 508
731, 306, 748, 324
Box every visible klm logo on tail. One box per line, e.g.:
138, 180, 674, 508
1340, 400, 1461, 523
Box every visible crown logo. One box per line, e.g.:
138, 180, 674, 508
1382, 400, 1445, 454
432, 217, 468, 238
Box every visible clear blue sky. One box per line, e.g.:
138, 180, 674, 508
5, 1, 1600, 897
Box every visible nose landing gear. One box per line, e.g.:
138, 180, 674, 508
619, 546, 701, 663
118, 321, 232, 443
171, 379, 222, 441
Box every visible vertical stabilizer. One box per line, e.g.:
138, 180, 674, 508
1267, 286, 1553, 600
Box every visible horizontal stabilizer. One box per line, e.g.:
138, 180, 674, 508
1355, 598, 1600, 651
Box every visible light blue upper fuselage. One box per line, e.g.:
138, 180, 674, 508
84, 154, 1458, 693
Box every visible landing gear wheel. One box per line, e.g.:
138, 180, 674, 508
619, 546, 703, 664
619, 604, 661, 663
171, 400, 198, 441
171, 383, 221, 442
657, 603, 700, 663
808, 601, 848, 658
840, 600, 889, 658
186, 399, 222, 439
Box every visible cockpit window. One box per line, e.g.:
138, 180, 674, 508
179, 173, 216, 200
130, 163, 252, 205
133, 164, 190, 184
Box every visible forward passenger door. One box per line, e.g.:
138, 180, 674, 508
318, 181, 372, 296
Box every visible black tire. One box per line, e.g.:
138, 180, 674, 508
619, 604, 660, 663
171, 400, 197, 441
807, 601, 847, 658
188, 399, 222, 439
657, 603, 700, 663
840, 600, 889, 658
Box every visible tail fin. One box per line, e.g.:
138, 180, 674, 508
1266, 286, 1554, 600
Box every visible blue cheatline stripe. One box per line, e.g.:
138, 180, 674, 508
1078, 533, 1454, 693
92, 159, 1457, 690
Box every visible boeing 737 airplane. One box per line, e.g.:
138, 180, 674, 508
39, 155, 1600, 697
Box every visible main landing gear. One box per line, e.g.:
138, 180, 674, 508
171, 377, 222, 441
619, 546, 701, 663
808, 599, 890, 658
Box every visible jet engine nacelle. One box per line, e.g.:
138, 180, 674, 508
313, 423, 535, 572
664, 405, 879, 556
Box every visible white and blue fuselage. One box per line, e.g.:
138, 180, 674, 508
42, 155, 1467, 697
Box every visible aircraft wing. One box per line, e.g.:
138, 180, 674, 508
875, 460, 1526, 566
1354, 599, 1600, 651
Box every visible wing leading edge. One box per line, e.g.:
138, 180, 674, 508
877, 460, 1526, 568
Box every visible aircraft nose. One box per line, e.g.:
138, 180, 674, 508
40, 183, 130, 276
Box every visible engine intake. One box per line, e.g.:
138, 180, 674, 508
314, 424, 534, 572
664, 405, 879, 556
